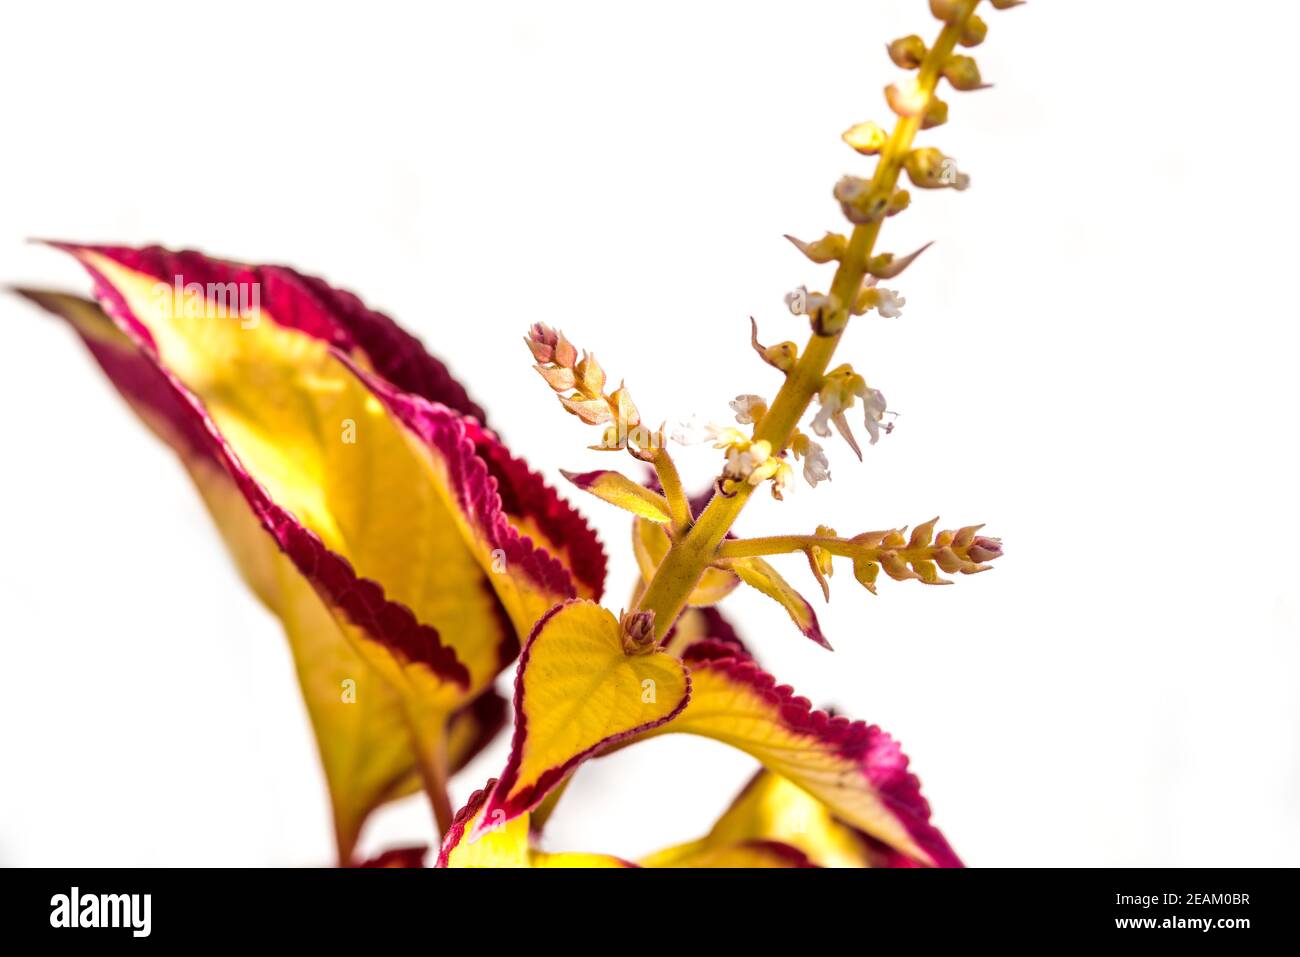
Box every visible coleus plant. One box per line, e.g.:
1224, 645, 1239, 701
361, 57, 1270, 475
16, 0, 1012, 869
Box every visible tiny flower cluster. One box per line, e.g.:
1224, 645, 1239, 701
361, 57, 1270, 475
708, 424, 795, 500
526, 323, 657, 460
813, 518, 1003, 596
811, 364, 889, 460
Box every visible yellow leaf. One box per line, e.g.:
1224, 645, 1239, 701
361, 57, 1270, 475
723, 556, 830, 648
642, 770, 877, 868
478, 601, 689, 825
438, 782, 632, 868
561, 469, 672, 523
20, 249, 605, 861
640, 840, 814, 868
640, 645, 962, 867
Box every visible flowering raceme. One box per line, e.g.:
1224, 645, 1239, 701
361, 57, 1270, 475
16, 0, 1012, 868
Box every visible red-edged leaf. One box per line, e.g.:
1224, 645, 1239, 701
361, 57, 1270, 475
477, 601, 690, 830
639, 640, 962, 867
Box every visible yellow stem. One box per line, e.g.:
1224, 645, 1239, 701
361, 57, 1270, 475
635, 3, 977, 640
721, 534, 926, 564
650, 446, 693, 532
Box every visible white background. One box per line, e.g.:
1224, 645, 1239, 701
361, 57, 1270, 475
2, 0, 1297, 867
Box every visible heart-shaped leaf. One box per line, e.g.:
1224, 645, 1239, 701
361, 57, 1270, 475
478, 600, 690, 829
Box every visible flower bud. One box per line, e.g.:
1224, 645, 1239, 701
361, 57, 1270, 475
841, 120, 890, 156
812, 526, 837, 578
921, 95, 949, 130
806, 525, 837, 599
620, 609, 657, 655
574, 352, 606, 396
834, 176, 889, 225
769, 346, 798, 373
559, 394, 613, 426
933, 546, 967, 574
609, 383, 641, 429
943, 55, 988, 91
785, 231, 847, 263
959, 14, 988, 47
887, 35, 927, 69
904, 148, 970, 190
525, 322, 577, 367
880, 550, 920, 582
751, 317, 799, 373
867, 241, 933, 279
908, 517, 940, 549
968, 536, 1004, 564
534, 363, 576, 392
852, 556, 880, 594
769, 460, 795, 501
524, 322, 557, 363
885, 79, 930, 118
886, 189, 911, 217
590, 423, 623, 452
929, 0, 961, 22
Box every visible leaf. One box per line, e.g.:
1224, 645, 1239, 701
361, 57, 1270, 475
357, 846, 429, 868
477, 600, 690, 828
438, 781, 633, 868
639, 641, 962, 867
662, 605, 749, 658
722, 557, 830, 649
561, 469, 673, 523
19, 245, 607, 859
641, 770, 886, 868
640, 838, 816, 868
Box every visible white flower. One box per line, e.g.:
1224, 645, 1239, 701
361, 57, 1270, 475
707, 424, 748, 448
785, 285, 837, 318
800, 440, 831, 487
669, 414, 710, 446
862, 388, 888, 444
811, 388, 849, 438
939, 158, 970, 191
729, 394, 767, 425
723, 439, 773, 482
875, 288, 905, 318
810, 405, 833, 438
784, 285, 808, 316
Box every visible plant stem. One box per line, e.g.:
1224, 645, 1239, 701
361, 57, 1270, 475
635, 5, 976, 640
721, 535, 867, 560
651, 447, 693, 532
719, 534, 936, 565
405, 713, 454, 838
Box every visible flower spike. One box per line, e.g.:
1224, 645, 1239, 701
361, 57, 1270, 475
16, 0, 1015, 871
